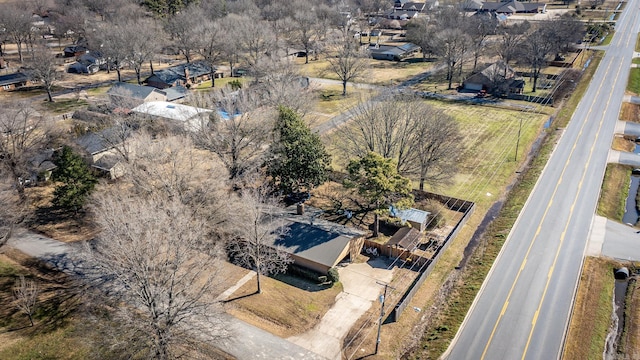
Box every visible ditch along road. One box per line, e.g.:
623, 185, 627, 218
444, 1, 640, 360
6, 228, 327, 360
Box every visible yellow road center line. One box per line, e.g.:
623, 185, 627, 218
481, 29, 628, 358
520, 47, 625, 360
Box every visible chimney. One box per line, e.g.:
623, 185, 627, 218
297, 203, 305, 215
184, 67, 190, 81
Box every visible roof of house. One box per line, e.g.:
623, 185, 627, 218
147, 61, 213, 85
465, 61, 517, 85
163, 85, 189, 101
387, 227, 422, 249
0, 72, 29, 86
369, 43, 420, 57
401, 2, 426, 11
132, 101, 212, 122
93, 154, 121, 171
107, 82, 167, 100
396, 208, 430, 224
76, 126, 126, 155
477, 0, 544, 13
271, 205, 365, 269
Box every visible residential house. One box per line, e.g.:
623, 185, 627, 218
144, 61, 219, 89
26, 149, 57, 184
273, 205, 365, 274
368, 43, 420, 61
462, 61, 524, 94
464, 0, 546, 14
163, 86, 189, 102
131, 101, 213, 132
383, 8, 420, 20
67, 61, 99, 74
76, 126, 128, 179
0, 72, 31, 92
63, 45, 87, 58
77, 51, 107, 69
107, 82, 168, 109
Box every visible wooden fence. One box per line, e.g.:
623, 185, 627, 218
389, 196, 476, 322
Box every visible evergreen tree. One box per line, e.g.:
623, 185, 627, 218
52, 146, 97, 211
267, 106, 331, 194
345, 152, 414, 237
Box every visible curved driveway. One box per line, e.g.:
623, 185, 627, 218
445, 3, 640, 359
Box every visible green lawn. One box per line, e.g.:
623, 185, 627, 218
628, 67, 640, 95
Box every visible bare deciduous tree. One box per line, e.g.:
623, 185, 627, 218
86, 191, 228, 360
13, 275, 40, 327
433, 28, 470, 89
164, 5, 202, 64
494, 22, 530, 75
406, 17, 436, 60
194, 17, 224, 88
290, 1, 318, 64
28, 43, 61, 102
0, 4, 33, 62
227, 188, 293, 294
326, 32, 369, 96
521, 26, 556, 92
191, 89, 273, 182
0, 104, 53, 198
339, 94, 463, 190
0, 178, 26, 248
123, 18, 162, 85
121, 132, 232, 235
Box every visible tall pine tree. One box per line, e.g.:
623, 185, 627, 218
267, 106, 331, 194
52, 146, 97, 211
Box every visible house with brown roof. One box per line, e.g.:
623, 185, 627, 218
462, 61, 524, 95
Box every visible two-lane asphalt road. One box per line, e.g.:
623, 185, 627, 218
445, 3, 640, 359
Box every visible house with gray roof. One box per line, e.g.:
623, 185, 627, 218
76, 126, 129, 179
464, 0, 546, 14
144, 61, 218, 89
0, 72, 31, 92
107, 82, 168, 109
368, 43, 420, 61
270, 205, 365, 274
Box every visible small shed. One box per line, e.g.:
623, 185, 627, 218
396, 208, 430, 232
387, 227, 421, 250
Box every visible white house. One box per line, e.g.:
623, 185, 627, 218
131, 101, 213, 132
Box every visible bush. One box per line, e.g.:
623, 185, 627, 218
287, 264, 325, 283
424, 200, 447, 229
229, 79, 242, 90
327, 267, 339, 283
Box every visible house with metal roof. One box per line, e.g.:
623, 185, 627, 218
132, 101, 213, 132
395, 208, 430, 232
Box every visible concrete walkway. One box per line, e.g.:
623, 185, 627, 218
587, 216, 640, 261
288, 258, 394, 360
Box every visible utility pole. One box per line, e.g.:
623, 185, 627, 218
515, 117, 523, 161
375, 282, 395, 355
